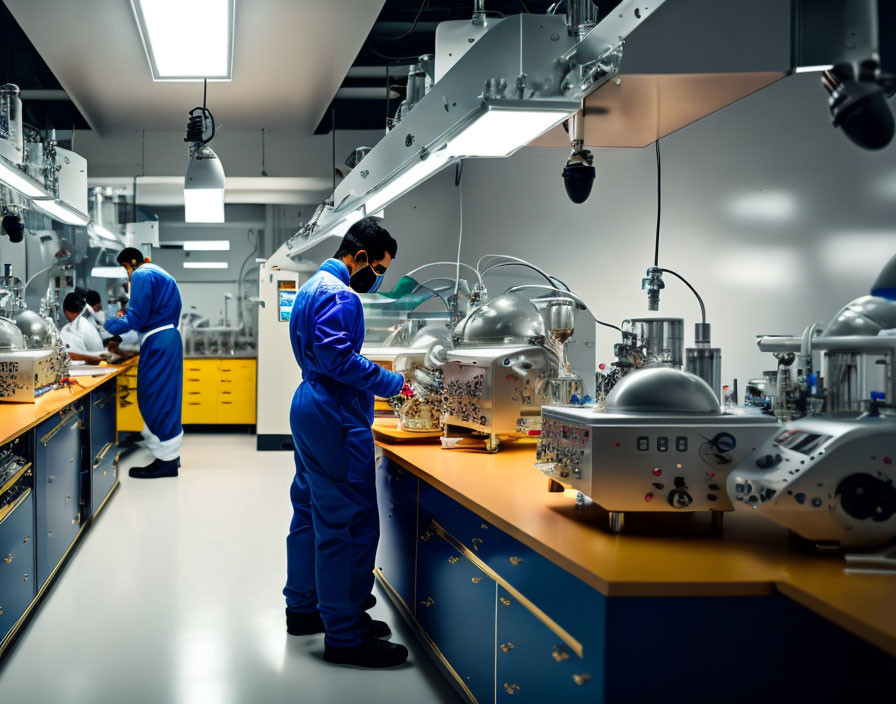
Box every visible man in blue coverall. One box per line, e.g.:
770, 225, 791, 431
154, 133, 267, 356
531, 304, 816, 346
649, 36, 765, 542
284, 218, 410, 668
106, 247, 183, 479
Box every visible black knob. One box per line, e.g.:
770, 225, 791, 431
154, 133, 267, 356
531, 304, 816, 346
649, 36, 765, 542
668, 489, 693, 509
755, 454, 775, 469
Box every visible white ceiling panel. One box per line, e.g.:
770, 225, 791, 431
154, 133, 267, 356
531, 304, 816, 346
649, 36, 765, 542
5, 0, 385, 136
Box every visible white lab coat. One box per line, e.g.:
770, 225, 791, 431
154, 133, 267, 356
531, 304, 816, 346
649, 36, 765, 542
60, 315, 106, 356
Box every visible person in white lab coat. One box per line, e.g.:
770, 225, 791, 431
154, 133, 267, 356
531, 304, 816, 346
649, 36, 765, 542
59, 292, 112, 364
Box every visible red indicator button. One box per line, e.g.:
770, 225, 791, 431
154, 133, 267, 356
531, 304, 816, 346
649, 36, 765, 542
599, 363, 606, 370
615, 442, 620, 447
885, 457, 892, 465
645, 492, 654, 502
527, 429, 542, 437
707, 472, 716, 478
652, 468, 662, 477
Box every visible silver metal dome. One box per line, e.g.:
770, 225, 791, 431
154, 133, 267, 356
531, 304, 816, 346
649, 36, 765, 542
453, 293, 546, 347
823, 295, 896, 337
0, 316, 26, 352
606, 367, 721, 415
11, 309, 53, 349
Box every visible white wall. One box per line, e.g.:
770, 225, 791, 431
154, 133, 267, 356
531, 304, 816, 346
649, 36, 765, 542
364, 73, 896, 391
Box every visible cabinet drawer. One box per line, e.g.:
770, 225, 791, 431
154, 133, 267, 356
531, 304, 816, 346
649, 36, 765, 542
183, 399, 216, 424
0, 491, 35, 642
217, 399, 255, 424
416, 529, 495, 704
182, 388, 217, 405
217, 360, 256, 377
496, 586, 598, 702
375, 457, 418, 610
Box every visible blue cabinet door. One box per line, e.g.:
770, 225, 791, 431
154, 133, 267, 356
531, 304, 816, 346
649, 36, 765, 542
0, 491, 36, 643
416, 526, 496, 704
496, 586, 602, 703
34, 408, 83, 587
374, 456, 418, 610
89, 384, 118, 516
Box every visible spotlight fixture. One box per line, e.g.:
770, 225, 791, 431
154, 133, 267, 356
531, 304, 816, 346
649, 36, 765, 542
822, 63, 895, 151
562, 112, 595, 204
184, 80, 225, 223
1, 211, 24, 243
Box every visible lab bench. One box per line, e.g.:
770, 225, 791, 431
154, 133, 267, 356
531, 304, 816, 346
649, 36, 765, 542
117, 357, 257, 432
373, 437, 896, 704
0, 361, 133, 660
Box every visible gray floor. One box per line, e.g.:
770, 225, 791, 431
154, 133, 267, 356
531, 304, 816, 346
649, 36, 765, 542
0, 434, 462, 704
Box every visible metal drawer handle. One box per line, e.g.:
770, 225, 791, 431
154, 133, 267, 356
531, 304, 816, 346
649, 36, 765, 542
500, 642, 514, 653
448, 555, 460, 565
471, 576, 483, 584
40, 408, 80, 445
470, 537, 483, 551
499, 597, 512, 606
509, 556, 524, 566
93, 442, 115, 468
572, 674, 591, 686
503, 684, 520, 695
419, 597, 435, 607
3, 553, 11, 564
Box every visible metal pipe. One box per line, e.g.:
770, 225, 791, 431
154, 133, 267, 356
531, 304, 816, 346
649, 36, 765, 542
757, 336, 802, 353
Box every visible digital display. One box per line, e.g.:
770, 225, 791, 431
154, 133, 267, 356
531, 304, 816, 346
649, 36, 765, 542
279, 290, 297, 322
773, 430, 830, 456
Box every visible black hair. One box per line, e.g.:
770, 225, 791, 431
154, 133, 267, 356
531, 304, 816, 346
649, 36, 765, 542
85, 290, 102, 307
333, 218, 397, 263
116, 247, 145, 267
63, 292, 86, 314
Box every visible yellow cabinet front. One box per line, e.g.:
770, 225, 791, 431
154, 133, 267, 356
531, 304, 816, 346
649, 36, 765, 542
117, 358, 257, 431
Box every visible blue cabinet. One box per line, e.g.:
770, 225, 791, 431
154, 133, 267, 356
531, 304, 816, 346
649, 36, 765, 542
0, 490, 35, 643
33, 407, 83, 588
415, 528, 495, 704
88, 386, 118, 516
374, 453, 418, 610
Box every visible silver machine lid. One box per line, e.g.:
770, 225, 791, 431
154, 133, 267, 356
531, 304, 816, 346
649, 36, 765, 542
11, 309, 53, 350
453, 293, 546, 347
606, 366, 721, 415
823, 295, 896, 337
0, 316, 26, 352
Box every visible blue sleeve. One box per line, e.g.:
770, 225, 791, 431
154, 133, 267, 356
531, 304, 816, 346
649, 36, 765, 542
105, 271, 148, 335
313, 290, 404, 397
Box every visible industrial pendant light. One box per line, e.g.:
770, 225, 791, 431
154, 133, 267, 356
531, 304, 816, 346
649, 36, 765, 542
184, 79, 225, 223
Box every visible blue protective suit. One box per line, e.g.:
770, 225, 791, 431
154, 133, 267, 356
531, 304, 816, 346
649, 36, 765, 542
106, 263, 183, 461
284, 258, 404, 647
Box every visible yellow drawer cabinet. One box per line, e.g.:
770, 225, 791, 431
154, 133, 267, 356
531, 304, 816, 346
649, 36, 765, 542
117, 358, 257, 431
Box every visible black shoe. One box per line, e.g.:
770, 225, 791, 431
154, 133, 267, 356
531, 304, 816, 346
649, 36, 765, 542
323, 639, 408, 668
287, 609, 391, 639
129, 458, 179, 479
286, 609, 324, 636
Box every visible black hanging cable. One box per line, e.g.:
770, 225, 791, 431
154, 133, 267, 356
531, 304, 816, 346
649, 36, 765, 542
373, 0, 428, 41
516, 0, 531, 11
203, 78, 207, 110
261, 128, 268, 176
656, 267, 706, 324
385, 65, 390, 128
454, 160, 464, 186
653, 138, 661, 267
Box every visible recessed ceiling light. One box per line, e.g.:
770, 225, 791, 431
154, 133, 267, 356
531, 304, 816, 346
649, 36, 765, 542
183, 240, 230, 251
131, 0, 235, 81
184, 261, 228, 269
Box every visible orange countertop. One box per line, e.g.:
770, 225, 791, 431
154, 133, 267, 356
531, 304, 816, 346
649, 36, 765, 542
377, 440, 896, 658
0, 358, 137, 446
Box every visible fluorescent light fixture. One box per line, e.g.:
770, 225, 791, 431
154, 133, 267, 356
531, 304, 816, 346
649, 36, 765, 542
184, 261, 228, 269
0, 155, 48, 198
795, 64, 834, 74
184, 239, 230, 251
185, 145, 226, 223
131, 0, 235, 81
365, 156, 452, 215
32, 198, 90, 226
442, 108, 571, 158
91, 266, 128, 279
